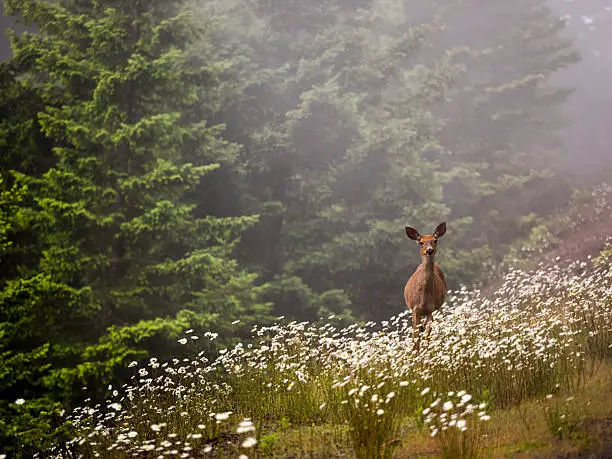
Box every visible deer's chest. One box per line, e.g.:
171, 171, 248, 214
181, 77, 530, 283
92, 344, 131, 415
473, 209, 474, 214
405, 273, 444, 314
410, 289, 438, 313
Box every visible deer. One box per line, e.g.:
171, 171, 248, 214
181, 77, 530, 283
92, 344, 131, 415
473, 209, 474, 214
404, 222, 447, 351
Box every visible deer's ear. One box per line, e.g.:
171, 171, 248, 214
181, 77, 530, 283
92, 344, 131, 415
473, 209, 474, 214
405, 226, 420, 241
434, 222, 447, 238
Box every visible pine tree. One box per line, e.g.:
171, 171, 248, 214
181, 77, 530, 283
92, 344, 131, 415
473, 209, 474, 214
199, 0, 579, 321
194, 0, 365, 321
0, 0, 269, 453
199, 0, 463, 320
274, 2, 464, 320
429, 0, 579, 264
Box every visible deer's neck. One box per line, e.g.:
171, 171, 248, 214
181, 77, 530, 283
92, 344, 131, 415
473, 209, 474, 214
420, 255, 436, 285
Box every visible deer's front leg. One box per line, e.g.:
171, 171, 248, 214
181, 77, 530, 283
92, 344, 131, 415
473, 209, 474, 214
424, 313, 433, 343
412, 310, 421, 351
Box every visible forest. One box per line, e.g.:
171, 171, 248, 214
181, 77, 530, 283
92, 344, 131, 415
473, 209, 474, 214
0, 0, 610, 456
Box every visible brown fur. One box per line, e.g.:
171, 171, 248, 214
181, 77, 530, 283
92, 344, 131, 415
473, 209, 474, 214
403, 222, 447, 351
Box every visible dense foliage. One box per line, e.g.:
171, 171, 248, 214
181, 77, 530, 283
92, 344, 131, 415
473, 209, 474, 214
0, 0, 582, 455
198, 0, 578, 320
0, 0, 271, 454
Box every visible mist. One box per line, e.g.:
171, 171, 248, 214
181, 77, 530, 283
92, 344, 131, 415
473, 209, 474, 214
550, 0, 612, 176
1, 0, 612, 455
185, 0, 612, 316
3, 1, 611, 174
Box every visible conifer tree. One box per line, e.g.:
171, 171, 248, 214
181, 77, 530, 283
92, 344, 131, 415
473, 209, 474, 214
0, 0, 269, 453
200, 0, 463, 320
199, 0, 579, 320
430, 0, 579, 260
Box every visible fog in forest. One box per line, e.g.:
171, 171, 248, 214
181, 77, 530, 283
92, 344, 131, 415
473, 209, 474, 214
2, 2, 611, 169
3, 1, 609, 174
1, 0, 611, 342
1, 0, 612, 454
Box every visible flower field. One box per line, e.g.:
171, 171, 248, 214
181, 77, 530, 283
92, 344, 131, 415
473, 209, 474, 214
49, 247, 612, 458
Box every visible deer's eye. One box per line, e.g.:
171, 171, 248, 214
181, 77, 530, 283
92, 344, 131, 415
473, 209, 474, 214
419, 242, 424, 246
433, 239, 438, 244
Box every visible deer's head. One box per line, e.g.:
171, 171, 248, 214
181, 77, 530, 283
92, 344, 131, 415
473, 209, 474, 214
405, 222, 446, 257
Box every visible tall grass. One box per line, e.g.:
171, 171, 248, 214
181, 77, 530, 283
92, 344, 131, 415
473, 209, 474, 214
38, 252, 611, 458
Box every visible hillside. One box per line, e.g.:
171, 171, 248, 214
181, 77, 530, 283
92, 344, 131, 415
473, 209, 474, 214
478, 181, 612, 300
44, 195, 612, 458
540, 183, 612, 264
1, 0, 612, 456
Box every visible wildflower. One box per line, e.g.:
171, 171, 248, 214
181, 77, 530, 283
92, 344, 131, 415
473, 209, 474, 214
443, 401, 453, 411
203, 445, 213, 453
237, 419, 255, 434
456, 419, 467, 430
241, 437, 257, 448
14, 399, 25, 406
376, 409, 384, 416
178, 338, 188, 345
421, 387, 431, 396
215, 411, 232, 421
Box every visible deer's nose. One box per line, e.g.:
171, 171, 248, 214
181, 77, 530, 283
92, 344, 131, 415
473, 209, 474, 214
426, 247, 434, 255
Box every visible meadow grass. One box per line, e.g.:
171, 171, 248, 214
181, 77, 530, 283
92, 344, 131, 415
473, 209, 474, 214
37, 249, 612, 458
